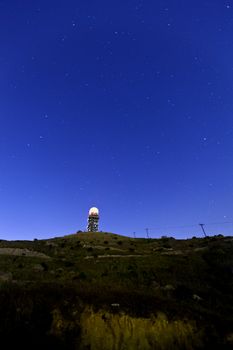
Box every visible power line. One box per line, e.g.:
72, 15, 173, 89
132, 221, 233, 235
148, 224, 197, 230
142, 221, 233, 231
204, 221, 233, 226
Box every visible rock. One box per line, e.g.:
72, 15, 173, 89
226, 333, 233, 344
45, 242, 57, 247
0, 271, 12, 282
163, 284, 175, 291
33, 264, 44, 272
0, 248, 50, 259
152, 281, 160, 288
193, 294, 203, 301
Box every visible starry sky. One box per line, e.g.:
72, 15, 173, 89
0, 0, 233, 240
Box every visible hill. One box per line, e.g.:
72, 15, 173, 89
0, 232, 232, 349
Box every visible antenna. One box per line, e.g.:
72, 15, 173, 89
199, 223, 207, 237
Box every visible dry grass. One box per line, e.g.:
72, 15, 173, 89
79, 307, 202, 350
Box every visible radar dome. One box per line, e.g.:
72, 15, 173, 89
89, 207, 99, 216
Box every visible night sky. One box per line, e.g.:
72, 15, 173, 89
1, 1, 233, 240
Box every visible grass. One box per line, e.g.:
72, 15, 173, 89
80, 307, 203, 350
0, 233, 232, 348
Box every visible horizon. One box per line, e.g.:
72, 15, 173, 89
1, 217, 232, 241
0, 227, 230, 242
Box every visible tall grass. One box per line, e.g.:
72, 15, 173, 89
79, 307, 203, 350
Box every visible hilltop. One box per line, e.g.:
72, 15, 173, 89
0, 232, 232, 349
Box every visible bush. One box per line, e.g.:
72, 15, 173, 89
174, 285, 192, 300
41, 262, 48, 271
78, 272, 87, 280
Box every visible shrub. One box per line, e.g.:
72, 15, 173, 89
41, 262, 48, 271
78, 272, 87, 280
174, 285, 192, 300
64, 261, 75, 267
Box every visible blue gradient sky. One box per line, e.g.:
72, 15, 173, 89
1, 1, 233, 240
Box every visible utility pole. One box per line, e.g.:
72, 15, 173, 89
133, 232, 136, 238
199, 223, 207, 237
145, 228, 150, 239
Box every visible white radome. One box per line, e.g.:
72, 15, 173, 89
89, 207, 99, 216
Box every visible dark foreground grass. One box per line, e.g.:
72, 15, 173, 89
0, 233, 232, 349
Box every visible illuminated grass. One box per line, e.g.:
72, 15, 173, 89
80, 307, 203, 350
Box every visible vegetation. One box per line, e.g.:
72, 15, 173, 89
0, 233, 232, 349
80, 307, 203, 350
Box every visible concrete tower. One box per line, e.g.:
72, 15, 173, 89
87, 207, 99, 232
